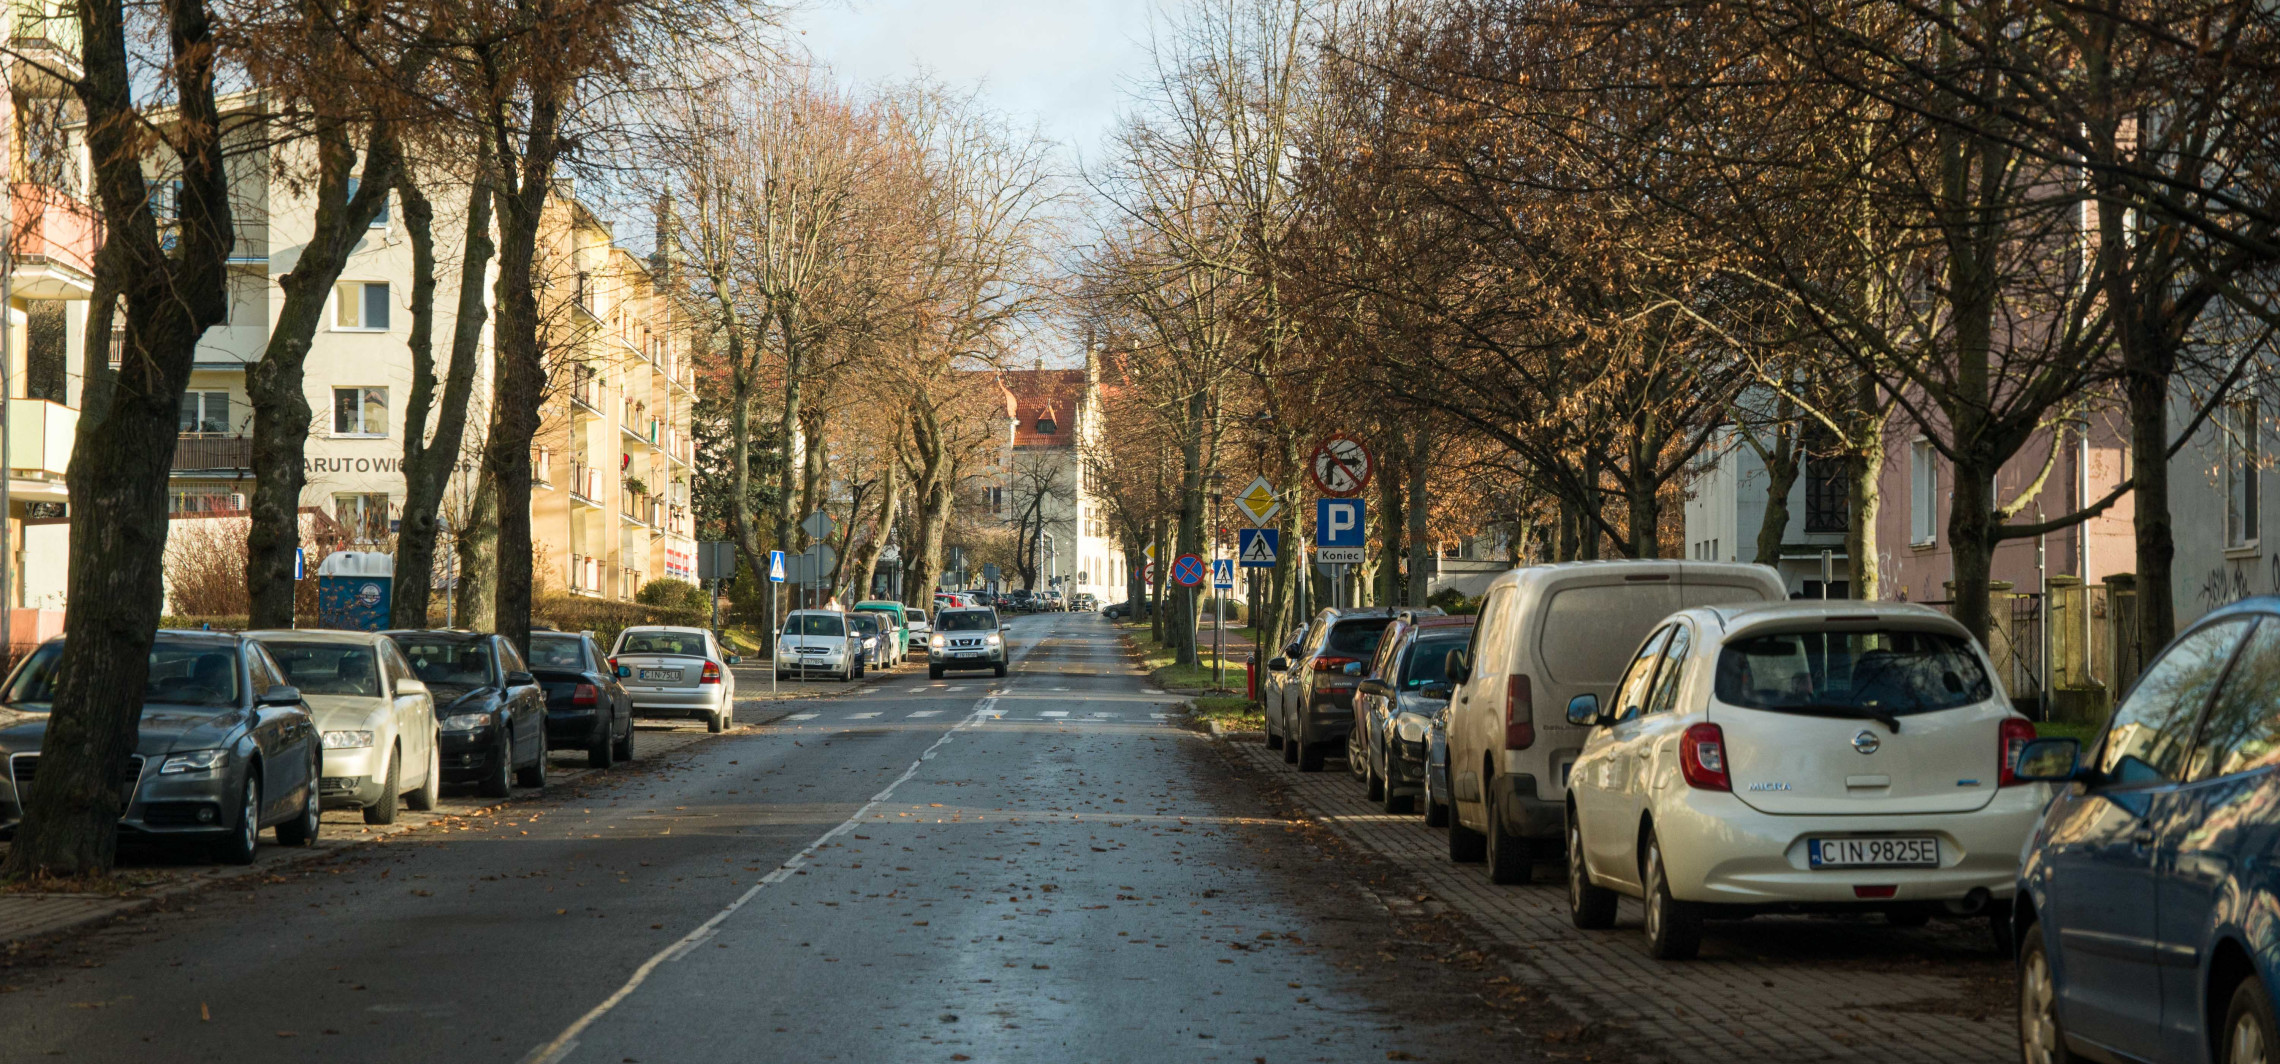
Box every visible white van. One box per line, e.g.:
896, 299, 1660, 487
1442, 560, 1787, 884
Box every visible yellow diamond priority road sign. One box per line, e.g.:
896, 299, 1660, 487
1234, 476, 1282, 527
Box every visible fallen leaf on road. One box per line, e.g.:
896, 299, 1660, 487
200, 1003, 210, 1021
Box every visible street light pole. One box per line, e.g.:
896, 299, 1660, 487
1208, 471, 1224, 689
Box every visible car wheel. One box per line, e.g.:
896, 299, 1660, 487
363, 746, 402, 825
1485, 791, 1533, 885
1348, 726, 1372, 785
480, 734, 513, 798
1379, 745, 1412, 815
515, 736, 547, 789
1296, 739, 1325, 772
1281, 728, 1300, 764
1642, 830, 1703, 960
1422, 773, 1449, 827
993, 663, 1008, 678
1448, 812, 1486, 863
1263, 716, 1284, 751
215, 774, 260, 865
2018, 928, 2074, 1064
929, 665, 944, 680
613, 716, 636, 762
277, 773, 320, 846
2226, 972, 2279, 1064
1567, 812, 1618, 930
707, 710, 726, 734
588, 723, 616, 768
406, 737, 440, 811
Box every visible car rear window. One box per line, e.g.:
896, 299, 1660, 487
848, 615, 881, 636
264, 641, 383, 696
528, 635, 587, 669
1714, 629, 1993, 715
1325, 619, 1391, 658
620, 632, 709, 655
392, 637, 495, 687
1538, 586, 1680, 685
1402, 635, 1470, 687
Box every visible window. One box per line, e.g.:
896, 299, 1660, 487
2097, 617, 2252, 785
333, 386, 388, 436
345, 177, 390, 226
2190, 619, 2280, 780
179, 391, 231, 434
1803, 450, 1848, 533
264, 641, 381, 696
2227, 399, 2260, 549
1714, 628, 1992, 715
1910, 439, 1939, 545
1611, 627, 1674, 722
1646, 626, 1694, 716
334, 493, 392, 542
333, 281, 391, 330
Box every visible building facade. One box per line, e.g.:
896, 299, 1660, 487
1681, 426, 1855, 597
982, 352, 1126, 602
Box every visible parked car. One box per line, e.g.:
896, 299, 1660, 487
1350, 614, 1474, 815
1104, 599, 1154, 621
388, 630, 550, 797
1562, 601, 2041, 960
907, 608, 933, 651
251, 629, 440, 824
1263, 606, 1409, 772
1005, 590, 1035, 613
1071, 593, 1099, 612
2012, 596, 2280, 1064
929, 607, 1009, 678
853, 600, 911, 663
0, 631, 323, 864
611, 625, 741, 731
1424, 696, 1454, 828
527, 630, 633, 768
1443, 560, 1787, 884
845, 612, 887, 673
779, 610, 859, 682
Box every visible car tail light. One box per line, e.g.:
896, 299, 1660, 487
1311, 656, 1359, 688
571, 683, 599, 707
1853, 885, 1898, 899
1504, 673, 1534, 750
701, 662, 723, 685
1680, 723, 1730, 791
1999, 717, 2037, 786
607, 657, 618, 671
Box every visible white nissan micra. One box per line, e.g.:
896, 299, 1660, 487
1562, 601, 2044, 960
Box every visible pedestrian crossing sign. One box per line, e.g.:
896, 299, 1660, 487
1238, 528, 1279, 568
768, 550, 786, 583
1212, 558, 1235, 589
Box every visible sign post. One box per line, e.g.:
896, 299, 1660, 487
767, 549, 786, 691
1316, 498, 1366, 610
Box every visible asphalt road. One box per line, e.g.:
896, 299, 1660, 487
0, 612, 1542, 1064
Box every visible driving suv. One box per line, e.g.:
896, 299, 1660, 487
1264, 606, 1416, 772
929, 608, 1009, 678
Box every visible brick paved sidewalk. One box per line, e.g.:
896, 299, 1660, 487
1231, 739, 2017, 1064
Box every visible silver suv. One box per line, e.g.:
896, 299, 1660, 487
928, 609, 1008, 678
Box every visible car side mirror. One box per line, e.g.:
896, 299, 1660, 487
1266, 657, 1289, 672
394, 678, 428, 696
1283, 643, 1302, 659
1357, 678, 1389, 697
1444, 648, 1472, 685
507, 670, 537, 687
1002, 625, 1012, 632
2015, 737, 2086, 782
616, 665, 632, 678
1419, 682, 1454, 701
257, 685, 303, 707
1566, 693, 1602, 727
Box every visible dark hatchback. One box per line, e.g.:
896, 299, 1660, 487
1349, 614, 1473, 815
0, 631, 323, 863
385, 631, 548, 797
2013, 596, 2280, 1064
1266, 606, 1422, 772
528, 630, 633, 768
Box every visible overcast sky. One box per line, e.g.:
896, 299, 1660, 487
792, 0, 1158, 165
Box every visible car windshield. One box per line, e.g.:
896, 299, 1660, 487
393, 637, 495, 687
786, 614, 844, 637
1402, 635, 1470, 688
619, 632, 708, 656
264, 641, 382, 696
848, 615, 880, 637
1325, 619, 1391, 659
938, 611, 996, 631
2, 639, 243, 709
854, 608, 897, 625
528, 635, 587, 669
1714, 628, 1993, 715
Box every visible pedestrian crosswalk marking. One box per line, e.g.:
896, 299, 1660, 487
907, 710, 941, 718
786, 713, 818, 721
848, 712, 880, 720
1039, 711, 1069, 718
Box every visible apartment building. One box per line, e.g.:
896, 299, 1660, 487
977, 349, 1126, 602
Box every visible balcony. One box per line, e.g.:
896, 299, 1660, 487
568, 463, 601, 507
172, 433, 253, 475
5, 398, 74, 502
8, 184, 96, 299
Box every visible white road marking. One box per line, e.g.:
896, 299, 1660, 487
1039, 710, 1069, 718
847, 712, 881, 720
785, 713, 818, 721
945, 686, 966, 691
1149, 713, 1170, 720
518, 694, 1003, 1064
1091, 712, 1116, 718
907, 710, 941, 718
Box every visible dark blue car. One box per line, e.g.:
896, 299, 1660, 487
2014, 597, 2280, 1064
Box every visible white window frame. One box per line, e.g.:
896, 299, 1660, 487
332, 280, 392, 332
2226, 397, 2261, 551
1910, 438, 1939, 546
332, 386, 389, 438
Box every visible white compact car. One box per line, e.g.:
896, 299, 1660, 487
249, 629, 439, 824
612, 625, 740, 733
1562, 601, 2043, 959
777, 610, 860, 683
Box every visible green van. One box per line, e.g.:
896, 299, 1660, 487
852, 601, 911, 660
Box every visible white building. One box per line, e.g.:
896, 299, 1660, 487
1681, 426, 1851, 597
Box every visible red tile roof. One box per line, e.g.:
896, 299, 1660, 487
1001, 368, 1086, 448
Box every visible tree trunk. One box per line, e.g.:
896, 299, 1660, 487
1846, 377, 1889, 601
849, 461, 901, 599
455, 471, 499, 632
2126, 352, 2176, 656
1376, 428, 1405, 606
1947, 454, 1998, 646
244, 126, 400, 628
797, 405, 827, 549
1754, 421, 1800, 567
3, 0, 233, 880
1406, 425, 1431, 606
392, 161, 495, 629
772, 308, 807, 551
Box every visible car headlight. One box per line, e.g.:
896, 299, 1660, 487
1395, 715, 1429, 743
322, 730, 376, 750
160, 749, 229, 775
440, 713, 492, 732
930, 634, 945, 648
